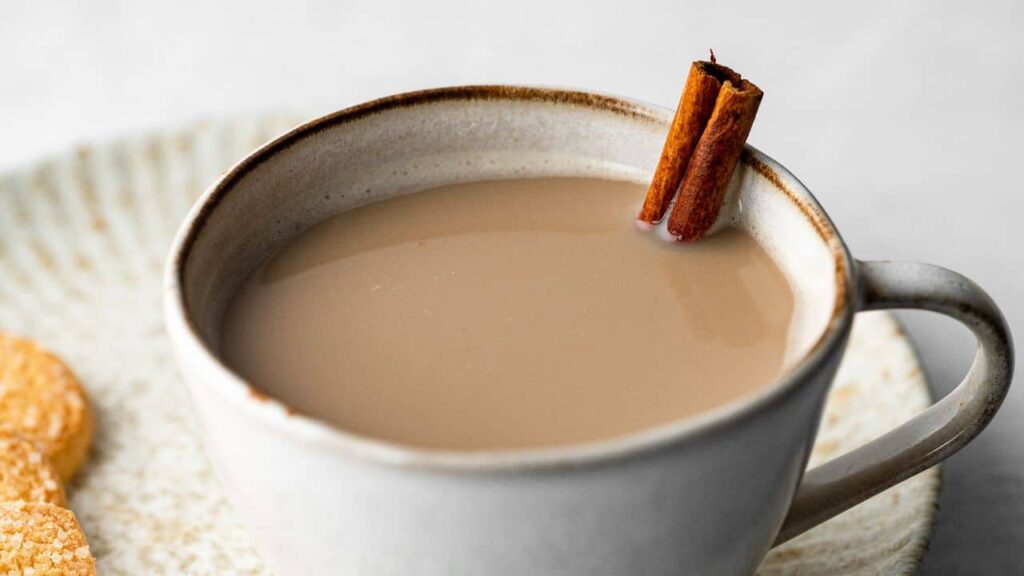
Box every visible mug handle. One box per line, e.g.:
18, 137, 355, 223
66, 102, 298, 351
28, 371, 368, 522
775, 260, 1014, 544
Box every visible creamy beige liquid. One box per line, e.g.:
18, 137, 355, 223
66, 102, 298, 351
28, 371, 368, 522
220, 178, 794, 450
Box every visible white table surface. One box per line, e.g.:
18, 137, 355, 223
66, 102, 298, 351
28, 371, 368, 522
2, 1, 1021, 573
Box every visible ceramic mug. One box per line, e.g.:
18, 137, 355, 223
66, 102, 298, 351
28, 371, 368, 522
164, 86, 1013, 576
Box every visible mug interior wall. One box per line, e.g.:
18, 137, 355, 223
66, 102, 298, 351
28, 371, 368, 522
181, 94, 839, 384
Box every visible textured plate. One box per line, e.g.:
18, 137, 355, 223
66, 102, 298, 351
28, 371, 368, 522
0, 118, 939, 575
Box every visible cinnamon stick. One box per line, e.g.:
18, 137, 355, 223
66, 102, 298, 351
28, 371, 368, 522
638, 61, 741, 224
634, 61, 741, 223
667, 77, 762, 241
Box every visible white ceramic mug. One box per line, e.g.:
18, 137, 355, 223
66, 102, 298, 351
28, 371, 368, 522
163, 87, 1013, 576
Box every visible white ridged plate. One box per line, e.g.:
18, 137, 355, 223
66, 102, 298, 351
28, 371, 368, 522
0, 118, 938, 575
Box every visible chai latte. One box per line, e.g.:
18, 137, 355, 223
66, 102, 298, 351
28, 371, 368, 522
220, 177, 794, 450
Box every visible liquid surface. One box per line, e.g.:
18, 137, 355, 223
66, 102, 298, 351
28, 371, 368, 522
220, 178, 794, 450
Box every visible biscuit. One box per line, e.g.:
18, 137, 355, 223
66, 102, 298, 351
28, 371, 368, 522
0, 333, 94, 481
0, 436, 65, 506
0, 502, 95, 575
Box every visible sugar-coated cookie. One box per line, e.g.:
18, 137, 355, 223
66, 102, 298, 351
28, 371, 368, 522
0, 502, 95, 575
0, 333, 94, 481
0, 436, 65, 506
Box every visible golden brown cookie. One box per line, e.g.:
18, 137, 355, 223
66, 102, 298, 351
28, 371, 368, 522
0, 333, 94, 481
0, 436, 65, 506
0, 502, 95, 575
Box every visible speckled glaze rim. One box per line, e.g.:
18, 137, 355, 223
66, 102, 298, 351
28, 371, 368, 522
164, 85, 857, 471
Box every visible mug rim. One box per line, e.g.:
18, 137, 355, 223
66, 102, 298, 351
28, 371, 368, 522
163, 85, 856, 471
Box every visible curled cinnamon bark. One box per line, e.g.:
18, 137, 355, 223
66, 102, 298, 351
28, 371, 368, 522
667, 77, 762, 241
638, 61, 740, 224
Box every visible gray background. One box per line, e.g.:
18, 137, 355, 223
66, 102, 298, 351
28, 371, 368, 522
1, 1, 1020, 573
